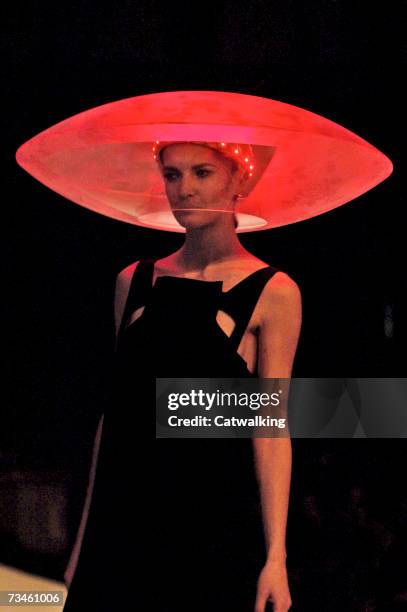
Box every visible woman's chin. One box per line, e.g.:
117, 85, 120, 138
172, 209, 232, 230
173, 209, 214, 229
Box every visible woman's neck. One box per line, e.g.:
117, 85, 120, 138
173, 222, 251, 270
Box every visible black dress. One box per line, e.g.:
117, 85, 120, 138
63, 258, 279, 612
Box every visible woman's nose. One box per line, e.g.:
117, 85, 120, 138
178, 173, 196, 198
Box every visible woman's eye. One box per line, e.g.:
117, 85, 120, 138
163, 173, 178, 182
196, 169, 211, 178
163, 169, 211, 181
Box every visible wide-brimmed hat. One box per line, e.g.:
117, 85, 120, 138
15, 90, 393, 232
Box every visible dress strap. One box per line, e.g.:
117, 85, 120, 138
117, 259, 155, 341
220, 266, 279, 351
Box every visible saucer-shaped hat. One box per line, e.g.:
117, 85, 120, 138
15, 90, 393, 232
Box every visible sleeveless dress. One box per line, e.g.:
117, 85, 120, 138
63, 257, 279, 612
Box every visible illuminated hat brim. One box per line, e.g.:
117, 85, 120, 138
15, 90, 393, 232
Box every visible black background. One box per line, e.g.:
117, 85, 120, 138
3, 0, 406, 608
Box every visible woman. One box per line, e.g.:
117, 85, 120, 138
62, 140, 301, 612
108, 141, 301, 612
16, 91, 391, 612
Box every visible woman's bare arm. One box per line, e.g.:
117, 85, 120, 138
253, 272, 302, 612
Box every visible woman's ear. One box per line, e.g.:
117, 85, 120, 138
233, 172, 246, 199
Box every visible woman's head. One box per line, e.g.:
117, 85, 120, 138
154, 141, 254, 230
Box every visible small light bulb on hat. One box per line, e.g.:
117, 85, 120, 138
152, 141, 255, 181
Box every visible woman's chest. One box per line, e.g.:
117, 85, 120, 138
123, 298, 262, 374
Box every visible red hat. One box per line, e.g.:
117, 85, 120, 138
15, 90, 393, 232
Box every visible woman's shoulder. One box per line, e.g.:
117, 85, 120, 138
239, 255, 301, 294
257, 267, 302, 327
265, 272, 302, 306
115, 260, 139, 296
116, 260, 140, 283
114, 260, 142, 309
114, 260, 143, 334
237, 254, 301, 322
245, 254, 299, 290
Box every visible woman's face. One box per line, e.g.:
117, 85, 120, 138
158, 143, 246, 229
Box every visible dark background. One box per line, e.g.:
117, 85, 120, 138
2, 1, 406, 609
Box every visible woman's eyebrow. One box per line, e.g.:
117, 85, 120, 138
162, 163, 217, 171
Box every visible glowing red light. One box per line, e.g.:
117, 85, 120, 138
15, 90, 393, 232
